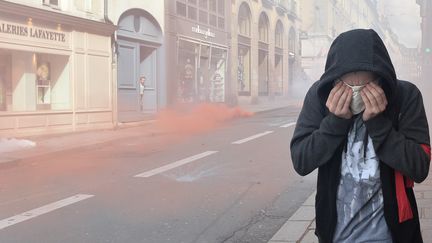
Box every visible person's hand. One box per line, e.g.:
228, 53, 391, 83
361, 82, 388, 121
326, 82, 353, 119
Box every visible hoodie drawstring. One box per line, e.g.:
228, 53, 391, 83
363, 129, 368, 159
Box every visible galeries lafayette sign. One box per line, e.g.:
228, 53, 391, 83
0, 21, 66, 42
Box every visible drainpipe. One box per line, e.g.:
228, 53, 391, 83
104, 0, 112, 24
103, 0, 118, 128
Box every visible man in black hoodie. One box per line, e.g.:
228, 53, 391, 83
290, 29, 431, 243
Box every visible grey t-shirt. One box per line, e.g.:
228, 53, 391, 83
333, 116, 393, 243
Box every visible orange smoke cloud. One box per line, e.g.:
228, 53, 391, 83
156, 103, 254, 134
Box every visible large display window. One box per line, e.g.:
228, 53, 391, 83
238, 45, 251, 96
0, 49, 70, 112
177, 38, 227, 103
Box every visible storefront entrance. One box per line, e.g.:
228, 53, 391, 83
117, 10, 162, 122
177, 38, 227, 103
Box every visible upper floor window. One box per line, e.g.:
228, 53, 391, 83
199, 0, 208, 9
85, 0, 92, 12
176, 0, 225, 30
177, 2, 187, 17
217, 0, 224, 15
258, 13, 269, 43
43, 0, 59, 7
275, 21, 284, 48
238, 3, 251, 36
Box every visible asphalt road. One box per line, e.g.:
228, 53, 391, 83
0, 107, 317, 243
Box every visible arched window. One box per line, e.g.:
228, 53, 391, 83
238, 3, 251, 36
258, 12, 269, 43
288, 27, 296, 57
275, 20, 284, 48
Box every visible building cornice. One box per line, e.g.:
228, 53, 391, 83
0, 0, 117, 36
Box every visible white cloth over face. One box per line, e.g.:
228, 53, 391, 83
343, 82, 366, 115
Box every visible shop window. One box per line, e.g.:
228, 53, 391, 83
209, 14, 217, 27
258, 49, 269, 96
199, 10, 208, 24
288, 27, 296, 57
275, 54, 283, 95
177, 40, 227, 103
176, 2, 187, 17
188, 0, 197, 4
0, 52, 11, 112
36, 61, 51, 109
209, 48, 227, 102
188, 6, 197, 20
238, 45, 251, 95
0, 75, 5, 111
218, 0, 225, 15
177, 40, 199, 103
0, 50, 70, 112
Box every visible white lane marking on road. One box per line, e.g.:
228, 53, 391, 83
268, 120, 289, 127
134, 151, 219, 178
232, 131, 274, 145
0, 194, 94, 230
280, 122, 296, 128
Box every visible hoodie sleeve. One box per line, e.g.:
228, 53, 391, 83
365, 85, 431, 183
290, 84, 353, 176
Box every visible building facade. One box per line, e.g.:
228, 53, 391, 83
300, 0, 383, 81
0, 0, 115, 136
109, 0, 165, 123
164, 0, 230, 105
417, 0, 432, 83
230, 0, 301, 105
398, 45, 421, 83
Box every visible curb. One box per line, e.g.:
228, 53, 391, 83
116, 119, 157, 129
268, 191, 317, 243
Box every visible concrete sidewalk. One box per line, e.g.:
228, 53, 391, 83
268, 172, 432, 243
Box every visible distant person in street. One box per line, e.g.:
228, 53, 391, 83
139, 76, 145, 111
290, 29, 431, 243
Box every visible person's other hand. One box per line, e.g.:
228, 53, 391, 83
361, 82, 388, 121
326, 82, 353, 119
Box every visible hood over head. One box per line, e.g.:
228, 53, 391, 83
317, 29, 397, 105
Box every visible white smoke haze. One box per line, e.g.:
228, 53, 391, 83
379, 0, 421, 48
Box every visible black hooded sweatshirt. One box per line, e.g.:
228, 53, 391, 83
290, 29, 431, 243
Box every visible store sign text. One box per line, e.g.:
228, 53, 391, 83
192, 25, 215, 39
0, 22, 66, 42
